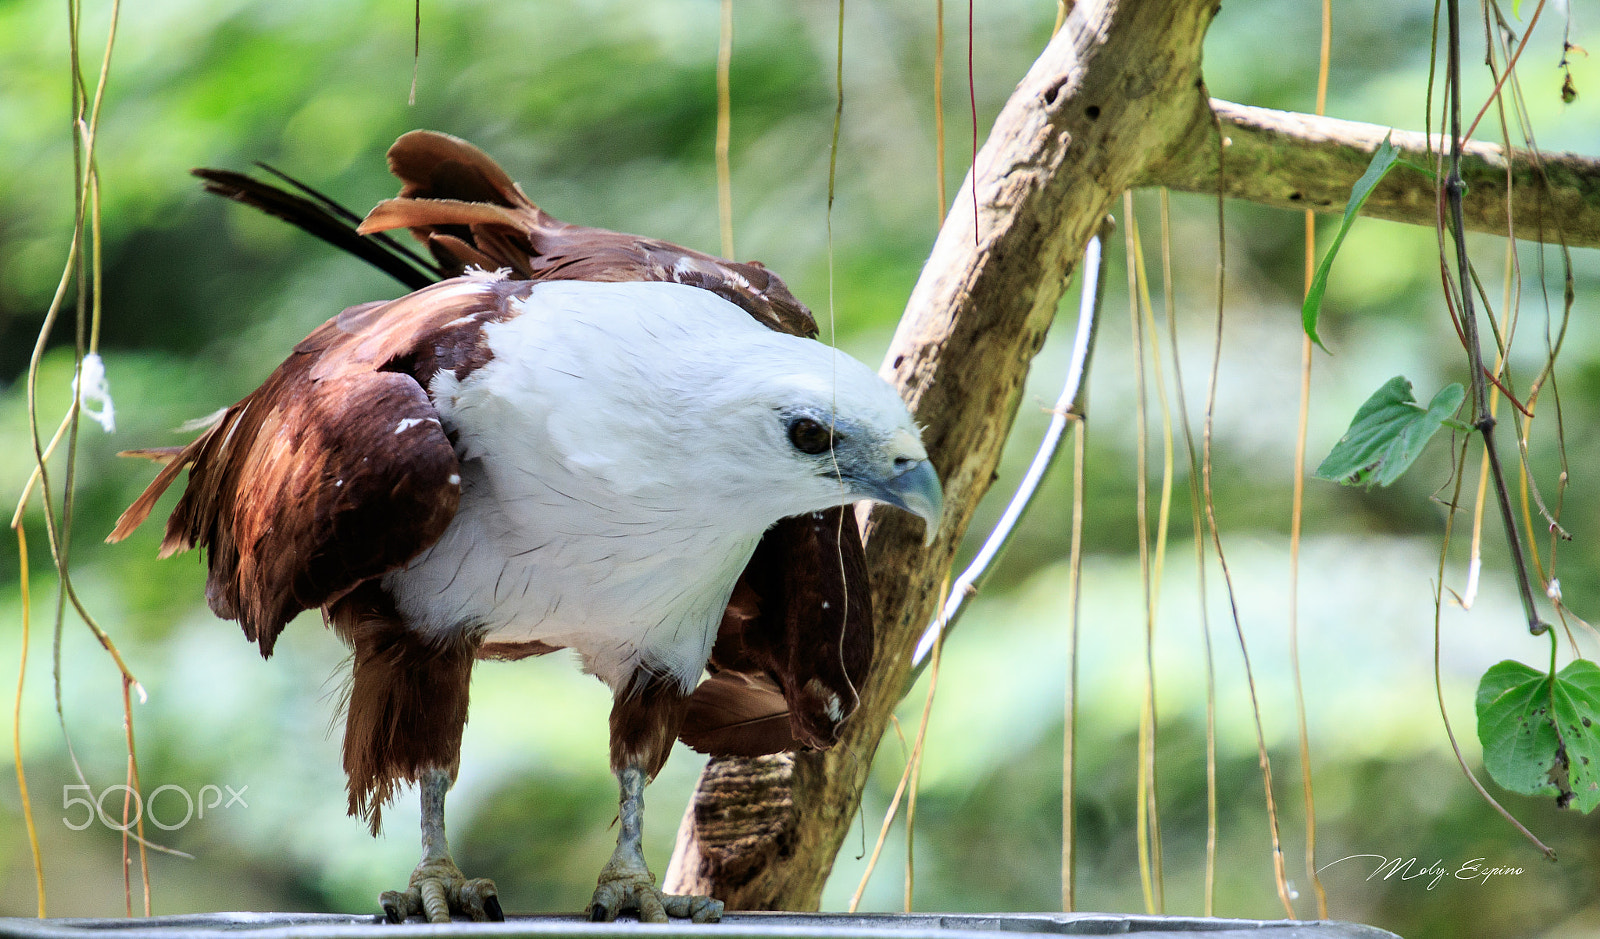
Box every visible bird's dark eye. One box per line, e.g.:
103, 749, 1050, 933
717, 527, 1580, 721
787, 417, 834, 455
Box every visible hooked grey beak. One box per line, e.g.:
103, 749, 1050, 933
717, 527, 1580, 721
874, 455, 943, 546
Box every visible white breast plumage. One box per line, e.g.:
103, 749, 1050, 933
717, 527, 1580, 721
385, 281, 814, 690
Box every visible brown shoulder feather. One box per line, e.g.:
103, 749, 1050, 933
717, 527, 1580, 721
109, 277, 533, 656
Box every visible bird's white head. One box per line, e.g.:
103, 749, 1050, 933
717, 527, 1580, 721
484, 281, 943, 544
711, 336, 944, 543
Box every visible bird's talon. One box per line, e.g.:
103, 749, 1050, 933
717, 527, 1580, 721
379, 859, 499, 924
661, 893, 724, 923
379, 890, 413, 925
693, 897, 724, 923
586, 881, 622, 923
587, 871, 718, 923
459, 877, 502, 923
420, 878, 450, 923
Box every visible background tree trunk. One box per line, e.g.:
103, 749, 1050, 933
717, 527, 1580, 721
665, 0, 1220, 908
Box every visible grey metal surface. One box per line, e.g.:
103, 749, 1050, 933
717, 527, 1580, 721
0, 912, 1400, 939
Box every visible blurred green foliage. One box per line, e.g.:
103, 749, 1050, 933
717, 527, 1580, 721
3, 2, 1600, 938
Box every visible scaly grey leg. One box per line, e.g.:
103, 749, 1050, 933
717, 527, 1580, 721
586, 766, 722, 923
380, 768, 503, 924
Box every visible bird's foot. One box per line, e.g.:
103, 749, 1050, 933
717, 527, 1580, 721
586, 862, 722, 924
380, 855, 504, 924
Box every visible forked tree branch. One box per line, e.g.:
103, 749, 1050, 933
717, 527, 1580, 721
667, 0, 1600, 912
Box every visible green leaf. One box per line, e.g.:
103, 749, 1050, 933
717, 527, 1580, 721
1302, 134, 1403, 350
1477, 659, 1600, 813
1312, 376, 1465, 488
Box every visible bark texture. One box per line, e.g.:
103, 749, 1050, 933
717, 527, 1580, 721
665, 0, 1220, 908
1148, 99, 1600, 248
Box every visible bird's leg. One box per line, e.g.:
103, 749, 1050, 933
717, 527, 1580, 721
379, 768, 503, 924
588, 676, 720, 923
587, 766, 722, 923
334, 600, 493, 923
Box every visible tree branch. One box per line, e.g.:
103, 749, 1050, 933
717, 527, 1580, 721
666, 0, 1600, 913
1149, 99, 1600, 248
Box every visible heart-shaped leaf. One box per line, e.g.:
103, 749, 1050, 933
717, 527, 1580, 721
1476, 659, 1600, 813
1313, 376, 1465, 488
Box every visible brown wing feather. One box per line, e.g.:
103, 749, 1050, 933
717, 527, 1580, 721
680, 671, 795, 757
684, 508, 874, 754
109, 277, 532, 657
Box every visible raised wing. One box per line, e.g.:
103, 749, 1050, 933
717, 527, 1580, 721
359, 130, 819, 338
109, 277, 531, 657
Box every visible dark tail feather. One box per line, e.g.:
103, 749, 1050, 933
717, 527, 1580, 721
252, 162, 369, 226
192, 167, 442, 291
